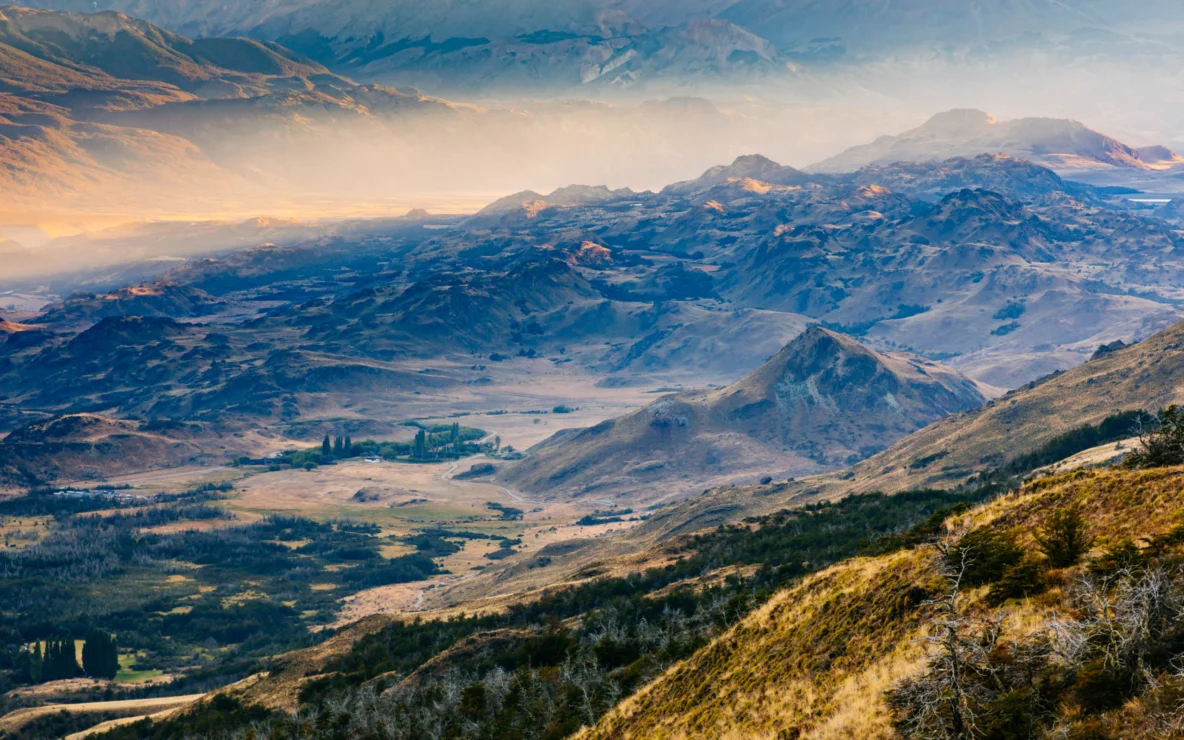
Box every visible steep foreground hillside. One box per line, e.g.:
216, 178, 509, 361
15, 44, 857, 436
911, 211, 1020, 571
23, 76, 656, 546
502, 327, 987, 501
581, 465, 1184, 739
56, 450, 1184, 739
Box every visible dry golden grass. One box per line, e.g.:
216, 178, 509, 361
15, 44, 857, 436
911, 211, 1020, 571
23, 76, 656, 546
0, 694, 205, 737
578, 465, 1184, 739
582, 550, 934, 740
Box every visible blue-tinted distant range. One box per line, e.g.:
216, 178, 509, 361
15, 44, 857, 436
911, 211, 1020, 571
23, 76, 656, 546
16, 0, 1184, 93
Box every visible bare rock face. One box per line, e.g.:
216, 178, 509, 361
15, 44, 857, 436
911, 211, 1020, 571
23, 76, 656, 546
500, 327, 986, 502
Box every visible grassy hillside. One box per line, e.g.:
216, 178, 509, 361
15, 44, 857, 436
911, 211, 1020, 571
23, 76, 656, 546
581, 465, 1184, 739
583, 549, 932, 740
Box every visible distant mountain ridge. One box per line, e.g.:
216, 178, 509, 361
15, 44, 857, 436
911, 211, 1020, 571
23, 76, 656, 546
500, 326, 988, 501
19, 0, 1184, 92
810, 109, 1184, 174
13, 0, 800, 92
0, 5, 452, 210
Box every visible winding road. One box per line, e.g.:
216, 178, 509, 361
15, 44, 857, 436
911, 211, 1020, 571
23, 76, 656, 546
439, 455, 543, 505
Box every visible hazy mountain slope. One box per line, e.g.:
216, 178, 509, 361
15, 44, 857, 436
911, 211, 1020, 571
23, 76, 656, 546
501, 327, 986, 501
16, 0, 795, 92
719, 0, 1179, 56
0, 6, 455, 211
0, 93, 253, 210
810, 109, 1184, 174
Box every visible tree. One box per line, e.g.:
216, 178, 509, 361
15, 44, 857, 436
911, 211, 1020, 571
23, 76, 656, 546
1125, 405, 1184, 469
29, 640, 42, 683
1037, 504, 1093, 568
82, 629, 119, 680
413, 429, 428, 459
344, 436, 353, 457
334, 436, 344, 456
889, 529, 1053, 738
322, 435, 331, 458
41, 638, 80, 682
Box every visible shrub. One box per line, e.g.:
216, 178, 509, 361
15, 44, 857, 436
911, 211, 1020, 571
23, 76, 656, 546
1088, 539, 1142, 577
987, 559, 1046, 605
1037, 505, 1094, 568
948, 527, 1024, 587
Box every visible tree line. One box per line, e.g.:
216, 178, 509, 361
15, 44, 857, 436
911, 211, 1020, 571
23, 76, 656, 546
13, 629, 118, 684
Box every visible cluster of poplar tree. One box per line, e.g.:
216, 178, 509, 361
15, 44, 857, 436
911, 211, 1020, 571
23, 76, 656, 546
13, 630, 118, 683
412, 423, 461, 459
321, 435, 355, 460
81, 629, 120, 679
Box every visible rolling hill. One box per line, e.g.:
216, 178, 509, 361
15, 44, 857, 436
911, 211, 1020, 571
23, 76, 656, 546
36, 282, 227, 326
0, 412, 206, 485
500, 326, 988, 502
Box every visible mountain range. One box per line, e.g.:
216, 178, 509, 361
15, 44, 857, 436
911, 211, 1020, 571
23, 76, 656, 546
5, 0, 797, 93
4, 150, 1180, 465
17, 0, 1184, 93
0, 7, 827, 217
8, 4, 1184, 223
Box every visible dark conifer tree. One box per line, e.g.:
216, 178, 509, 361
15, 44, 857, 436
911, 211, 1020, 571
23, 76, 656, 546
30, 641, 42, 683
322, 435, 331, 458
83, 629, 120, 679
42, 638, 80, 681
344, 436, 353, 456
